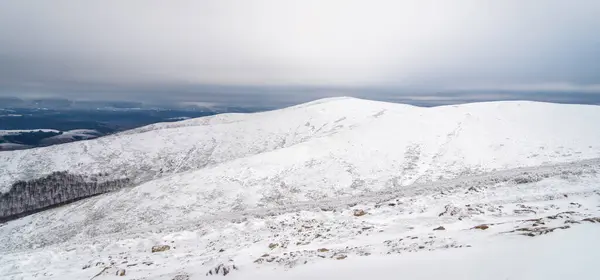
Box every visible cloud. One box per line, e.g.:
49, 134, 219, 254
0, 0, 599, 105
448, 83, 600, 93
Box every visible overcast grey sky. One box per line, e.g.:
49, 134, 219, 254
1, 0, 599, 106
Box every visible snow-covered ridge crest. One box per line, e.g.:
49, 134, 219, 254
0, 97, 404, 192
1, 97, 600, 222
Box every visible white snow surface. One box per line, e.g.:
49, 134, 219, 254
1, 97, 600, 279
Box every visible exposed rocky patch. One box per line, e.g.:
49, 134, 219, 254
384, 235, 467, 254
509, 225, 571, 237
172, 274, 190, 280
582, 217, 600, 223
206, 261, 238, 276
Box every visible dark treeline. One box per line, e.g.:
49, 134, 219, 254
0, 130, 62, 146
0, 171, 130, 223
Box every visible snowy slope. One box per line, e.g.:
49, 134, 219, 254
0, 97, 403, 191
1, 159, 599, 279
2, 97, 600, 193
0, 143, 31, 151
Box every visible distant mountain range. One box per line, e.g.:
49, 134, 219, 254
0, 96, 271, 111
0, 99, 269, 151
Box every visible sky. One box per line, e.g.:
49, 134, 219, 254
1, 0, 599, 107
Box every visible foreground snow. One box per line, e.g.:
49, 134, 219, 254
1, 159, 599, 279
240, 225, 600, 280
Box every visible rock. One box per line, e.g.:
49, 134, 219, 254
268, 243, 279, 249
547, 211, 575, 220
582, 217, 600, 223
353, 209, 366, 217
206, 262, 238, 276
335, 254, 347, 260
116, 269, 126, 276
433, 226, 446, 231
317, 248, 329, 252
151, 245, 171, 253
473, 224, 489, 230
513, 225, 570, 237
438, 204, 463, 217
173, 274, 190, 280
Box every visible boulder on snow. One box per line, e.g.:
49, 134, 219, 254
206, 262, 238, 276
353, 209, 366, 217
334, 254, 347, 260
433, 226, 446, 231
473, 224, 489, 230
151, 245, 171, 253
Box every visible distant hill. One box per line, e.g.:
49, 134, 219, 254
0, 108, 224, 151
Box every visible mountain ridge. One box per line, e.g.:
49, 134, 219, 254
1, 97, 600, 222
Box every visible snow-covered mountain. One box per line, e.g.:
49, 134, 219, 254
1, 97, 600, 280
3, 97, 599, 190
2, 97, 600, 217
